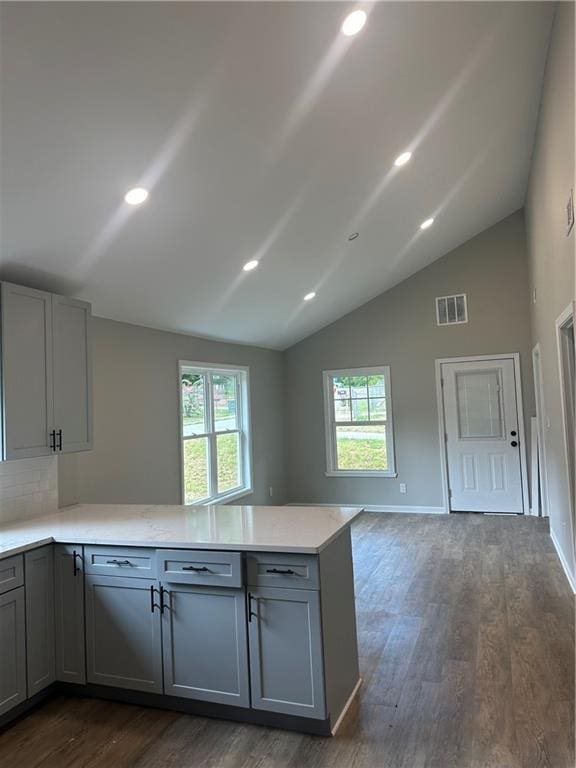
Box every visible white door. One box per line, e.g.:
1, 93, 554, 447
441, 358, 523, 513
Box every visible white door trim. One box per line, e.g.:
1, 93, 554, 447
435, 353, 529, 515
532, 343, 550, 517
555, 302, 575, 547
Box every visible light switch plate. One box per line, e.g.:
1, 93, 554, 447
567, 188, 574, 236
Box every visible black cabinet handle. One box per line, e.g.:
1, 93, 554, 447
265, 567, 296, 575
510, 430, 517, 437
106, 559, 132, 566
182, 565, 210, 572
49, 430, 57, 452
248, 592, 257, 622
72, 549, 80, 576
511, 440, 518, 448
57, 429, 63, 451
150, 585, 156, 613
159, 586, 170, 614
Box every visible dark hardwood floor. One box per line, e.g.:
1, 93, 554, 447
0, 512, 573, 767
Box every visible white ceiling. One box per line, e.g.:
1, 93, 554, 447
0, 2, 554, 349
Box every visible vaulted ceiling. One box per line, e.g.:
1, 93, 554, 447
0, 2, 554, 348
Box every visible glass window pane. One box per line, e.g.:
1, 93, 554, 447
369, 397, 387, 420
334, 398, 351, 422
351, 398, 370, 421
456, 369, 503, 438
332, 377, 351, 399
181, 373, 206, 436
335, 425, 388, 471
212, 374, 238, 431
349, 377, 368, 399
183, 437, 209, 503
455, 295, 466, 322
368, 376, 386, 398
447, 296, 457, 323
217, 432, 241, 494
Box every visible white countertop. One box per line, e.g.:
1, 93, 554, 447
0, 503, 363, 559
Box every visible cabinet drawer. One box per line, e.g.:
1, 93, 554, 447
84, 546, 156, 579
158, 550, 242, 588
246, 553, 319, 590
0, 554, 24, 595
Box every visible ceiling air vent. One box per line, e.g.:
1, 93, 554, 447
436, 294, 468, 326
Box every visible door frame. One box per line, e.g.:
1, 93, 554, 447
532, 343, 550, 517
435, 353, 529, 515
555, 302, 575, 545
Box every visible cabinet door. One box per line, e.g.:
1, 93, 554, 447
162, 584, 249, 707
248, 587, 326, 719
0, 587, 26, 716
52, 295, 92, 453
54, 545, 86, 684
25, 547, 55, 696
1, 283, 54, 459
85, 575, 162, 693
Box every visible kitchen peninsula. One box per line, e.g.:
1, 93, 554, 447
0, 504, 362, 736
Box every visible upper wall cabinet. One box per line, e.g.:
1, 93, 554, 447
1, 283, 93, 460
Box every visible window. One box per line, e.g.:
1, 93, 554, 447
436, 294, 468, 325
180, 362, 252, 504
323, 366, 396, 477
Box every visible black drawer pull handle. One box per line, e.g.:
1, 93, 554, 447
182, 565, 210, 572
266, 568, 297, 575
248, 592, 258, 622
72, 550, 81, 576
106, 559, 133, 566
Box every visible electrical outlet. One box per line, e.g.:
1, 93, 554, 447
399, 483, 407, 494
268, 486, 273, 498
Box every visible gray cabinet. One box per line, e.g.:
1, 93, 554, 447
0, 586, 26, 716
52, 295, 92, 453
25, 547, 55, 696
0, 554, 24, 595
247, 586, 326, 719
161, 583, 249, 707
1, 283, 54, 460
0, 282, 92, 461
85, 575, 162, 694
54, 545, 86, 684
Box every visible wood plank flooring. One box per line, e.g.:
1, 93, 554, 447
0, 512, 573, 767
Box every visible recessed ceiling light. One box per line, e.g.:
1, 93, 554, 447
124, 187, 149, 205
303, 291, 316, 301
420, 217, 435, 230
243, 259, 259, 272
394, 151, 412, 167
341, 10, 367, 36
348, 232, 360, 241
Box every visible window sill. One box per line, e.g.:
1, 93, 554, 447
185, 486, 254, 506
325, 471, 398, 478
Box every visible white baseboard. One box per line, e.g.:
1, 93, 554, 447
550, 528, 576, 594
287, 503, 446, 515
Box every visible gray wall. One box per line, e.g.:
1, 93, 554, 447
285, 211, 534, 509
58, 318, 286, 506
525, 3, 575, 581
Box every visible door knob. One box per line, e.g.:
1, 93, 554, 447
511, 440, 518, 447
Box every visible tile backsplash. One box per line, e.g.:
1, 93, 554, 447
0, 456, 58, 525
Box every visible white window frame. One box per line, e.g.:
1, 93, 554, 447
179, 361, 253, 505
323, 365, 397, 478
